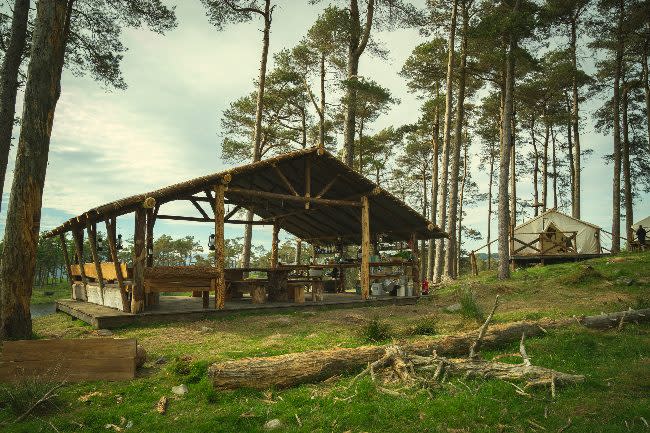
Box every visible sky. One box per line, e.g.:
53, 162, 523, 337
0, 0, 648, 255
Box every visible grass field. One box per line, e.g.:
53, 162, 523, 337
1, 252, 649, 432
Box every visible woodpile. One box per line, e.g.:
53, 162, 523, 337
208, 307, 649, 390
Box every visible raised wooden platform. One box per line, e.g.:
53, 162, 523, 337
56, 293, 420, 329
510, 253, 607, 265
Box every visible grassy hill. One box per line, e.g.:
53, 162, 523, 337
2, 251, 649, 432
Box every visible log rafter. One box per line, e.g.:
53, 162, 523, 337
272, 163, 299, 196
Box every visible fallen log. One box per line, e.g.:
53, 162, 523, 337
576, 308, 649, 330
410, 355, 584, 387
208, 321, 553, 390
208, 308, 649, 390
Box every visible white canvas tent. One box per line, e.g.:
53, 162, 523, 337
632, 216, 650, 232
512, 209, 601, 256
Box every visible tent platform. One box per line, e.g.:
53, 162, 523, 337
55, 293, 420, 329
510, 253, 608, 266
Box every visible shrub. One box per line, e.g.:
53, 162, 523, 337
635, 297, 650, 310
457, 288, 485, 322
168, 356, 208, 384
562, 265, 605, 285
362, 316, 392, 342
408, 318, 437, 336
0, 379, 62, 418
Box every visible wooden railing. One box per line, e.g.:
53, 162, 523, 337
511, 231, 578, 255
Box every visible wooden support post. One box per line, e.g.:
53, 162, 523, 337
86, 221, 105, 304
304, 157, 311, 209
145, 208, 159, 306
411, 233, 421, 296
214, 183, 226, 310
105, 218, 130, 312
311, 279, 324, 302
58, 233, 73, 284
132, 208, 146, 313
71, 228, 88, 298
271, 221, 279, 269
295, 239, 302, 265
360, 196, 370, 300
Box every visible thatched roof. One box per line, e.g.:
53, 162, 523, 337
45, 147, 446, 244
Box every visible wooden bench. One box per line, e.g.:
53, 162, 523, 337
143, 266, 221, 308
70, 263, 131, 309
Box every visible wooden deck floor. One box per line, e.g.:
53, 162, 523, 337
56, 293, 420, 329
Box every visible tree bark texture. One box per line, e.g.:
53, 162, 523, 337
487, 144, 495, 270
428, 93, 440, 281
132, 207, 146, 313
242, 0, 272, 269
0, 0, 30, 213
611, 0, 624, 254
570, 21, 581, 218
433, 0, 458, 283
498, 35, 515, 280
0, 0, 68, 340
445, 0, 467, 280
621, 86, 633, 245
342, 0, 374, 167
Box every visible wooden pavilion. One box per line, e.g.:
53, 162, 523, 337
45, 147, 446, 322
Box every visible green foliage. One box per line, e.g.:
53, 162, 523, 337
456, 288, 485, 322
635, 297, 650, 310
407, 318, 437, 336
561, 265, 606, 286
0, 379, 61, 418
362, 316, 392, 342
168, 357, 209, 384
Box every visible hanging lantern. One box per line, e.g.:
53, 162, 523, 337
208, 234, 216, 251
116, 234, 123, 251
97, 233, 103, 251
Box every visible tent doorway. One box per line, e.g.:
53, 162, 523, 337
540, 222, 571, 254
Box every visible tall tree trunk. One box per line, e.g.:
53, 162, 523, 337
622, 85, 633, 246
0, 0, 30, 213
542, 109, 549, 212
342, 0, 374, 167
566, 96, 574, 208
552, 126, 558, 209
295, 239, 302, 265
242, 1, 272, 269
509, 70, 517, 230
358, 118, 364, 175
428, 92, 440, 282
433, 0, 458, 283
570, 18, 581, 219
457, 139, 468, 276
498, 24, 517, 280
420, 168, 427, 282
487, 143, 495, 270
531, 115, 539, 217
444, 0, 467, 280
611, 0, 624, 254
0, 0, 69, 340
319, 53, 326, 147
641, 37, 650, 150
